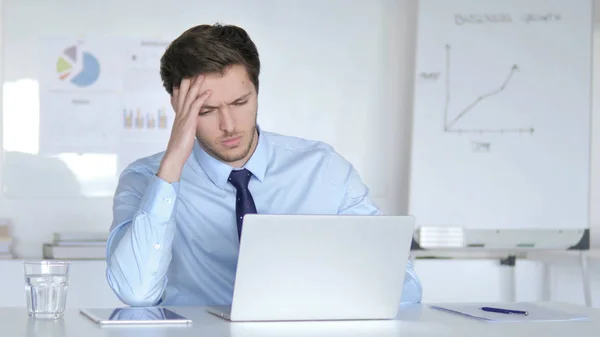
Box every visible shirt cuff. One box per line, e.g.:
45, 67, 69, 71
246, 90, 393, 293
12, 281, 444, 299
138, 175, 180, 223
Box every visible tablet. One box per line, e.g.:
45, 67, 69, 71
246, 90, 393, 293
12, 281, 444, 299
80, 307, 192, 325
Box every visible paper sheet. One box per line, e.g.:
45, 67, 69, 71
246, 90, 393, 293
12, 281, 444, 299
430, 303, 589, 322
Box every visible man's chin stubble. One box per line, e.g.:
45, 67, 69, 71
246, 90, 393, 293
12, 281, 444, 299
209, 143, 252, 164
199, 127, 257, 164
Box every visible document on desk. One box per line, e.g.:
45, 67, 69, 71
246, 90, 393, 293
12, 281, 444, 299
430, 303, 588, 322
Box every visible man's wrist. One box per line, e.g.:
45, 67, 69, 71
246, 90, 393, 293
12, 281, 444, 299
157, 157, 184, 183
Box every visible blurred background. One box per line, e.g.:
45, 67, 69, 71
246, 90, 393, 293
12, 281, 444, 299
0, 0, 599, 309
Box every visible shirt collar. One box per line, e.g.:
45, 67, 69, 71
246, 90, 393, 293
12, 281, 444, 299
193, 126, 268, 189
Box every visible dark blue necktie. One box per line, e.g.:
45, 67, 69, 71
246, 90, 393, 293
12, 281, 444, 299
228, 168, 257, 239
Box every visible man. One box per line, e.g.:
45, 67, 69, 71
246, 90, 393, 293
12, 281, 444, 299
106, 23, 422, 307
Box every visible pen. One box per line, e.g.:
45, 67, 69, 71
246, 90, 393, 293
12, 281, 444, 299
480, 307, 528, 316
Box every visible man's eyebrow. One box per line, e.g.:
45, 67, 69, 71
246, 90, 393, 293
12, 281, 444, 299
227, 92, 252, 104
201, 103, 220, 110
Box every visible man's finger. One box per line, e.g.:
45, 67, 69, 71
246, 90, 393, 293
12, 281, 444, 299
172, 87, 180, 109
182, 75, 205, 117
177, 78, 191, 114
189, 90, 212, 117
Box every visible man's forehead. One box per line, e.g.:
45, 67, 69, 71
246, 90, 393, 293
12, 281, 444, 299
201, 69, 253, 99
200, 65, 250, 83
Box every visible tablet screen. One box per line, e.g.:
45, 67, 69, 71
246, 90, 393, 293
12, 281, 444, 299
81, 307, 192, 324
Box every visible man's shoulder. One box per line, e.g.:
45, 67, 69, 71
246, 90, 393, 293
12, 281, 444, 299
262, 130, 337, 156
262, 130, 354, 177
120, 151, 166, 177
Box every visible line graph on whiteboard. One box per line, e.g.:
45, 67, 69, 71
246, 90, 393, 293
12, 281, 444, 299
430, 44, 535, 135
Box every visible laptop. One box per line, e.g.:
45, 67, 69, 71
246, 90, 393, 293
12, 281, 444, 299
206, 214, 416, 321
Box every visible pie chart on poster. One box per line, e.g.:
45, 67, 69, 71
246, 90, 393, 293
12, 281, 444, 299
56, 45, 100, 87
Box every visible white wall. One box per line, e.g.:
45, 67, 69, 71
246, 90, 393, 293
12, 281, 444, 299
0, 0, 422, 259
588, 2, 600, 249
371, 0, 418, 215
0, 0, 599, 308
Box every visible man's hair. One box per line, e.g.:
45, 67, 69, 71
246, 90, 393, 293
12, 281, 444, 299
159, 23, 260, 96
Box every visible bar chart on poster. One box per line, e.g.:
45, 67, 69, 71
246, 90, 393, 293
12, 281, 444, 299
409, 0, 593, 248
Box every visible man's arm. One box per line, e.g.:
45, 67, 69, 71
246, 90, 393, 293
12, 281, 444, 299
106, 76, 212, 306
105, 168, 179, 306
328, 151, 423, 304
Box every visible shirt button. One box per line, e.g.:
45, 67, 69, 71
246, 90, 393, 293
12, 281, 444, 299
164, 197, 172, 204
154, 244, 161, 250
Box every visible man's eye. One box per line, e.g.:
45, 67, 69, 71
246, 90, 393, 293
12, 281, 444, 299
233, 101, 247, 106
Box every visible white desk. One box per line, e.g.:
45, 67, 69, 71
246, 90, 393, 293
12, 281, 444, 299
2, 303, 599, 337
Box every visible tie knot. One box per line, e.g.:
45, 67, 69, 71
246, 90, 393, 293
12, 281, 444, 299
228, 169, 252, 190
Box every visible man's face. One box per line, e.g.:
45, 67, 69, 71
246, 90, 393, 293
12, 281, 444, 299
175, 64, 258, 167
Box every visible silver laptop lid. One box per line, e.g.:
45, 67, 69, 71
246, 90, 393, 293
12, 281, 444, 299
230, 214, 416, 321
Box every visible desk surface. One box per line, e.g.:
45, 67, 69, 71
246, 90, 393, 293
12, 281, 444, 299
3, 302, 599, 337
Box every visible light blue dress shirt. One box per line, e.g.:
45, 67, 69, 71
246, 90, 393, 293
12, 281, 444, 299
106, 129, 422, 306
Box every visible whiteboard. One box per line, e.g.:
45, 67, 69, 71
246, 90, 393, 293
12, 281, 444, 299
409, 0, 593, 231
1, 0, 393, 199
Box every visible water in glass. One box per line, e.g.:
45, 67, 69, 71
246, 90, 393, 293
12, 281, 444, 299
24, 261, 70, 319
26, 274, 69, 319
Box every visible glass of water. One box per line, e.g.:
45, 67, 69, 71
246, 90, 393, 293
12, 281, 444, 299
24, 261, 71, 319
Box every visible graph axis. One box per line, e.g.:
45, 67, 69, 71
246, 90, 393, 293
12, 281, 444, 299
443, 44, 534, 135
